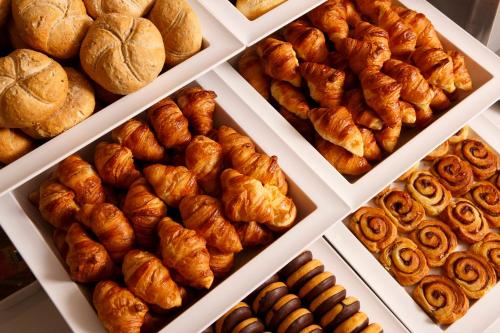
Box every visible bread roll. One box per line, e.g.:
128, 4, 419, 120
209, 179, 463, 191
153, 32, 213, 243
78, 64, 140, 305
0, 0, 10, 27
22, 68, 95, 139
0, 128, 35, 164
236, 0, 287, 20
8, 19, 28, 49
83, 0, 155, 18
80, 13, 165, 95
149, 0, 202, 67
12, 0, 93, 59
0, 49, 69, 128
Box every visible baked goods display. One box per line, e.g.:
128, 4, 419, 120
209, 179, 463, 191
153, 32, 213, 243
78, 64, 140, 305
348, 126, 500, 325
236, 0, 473, 180
232, 0, 288, 20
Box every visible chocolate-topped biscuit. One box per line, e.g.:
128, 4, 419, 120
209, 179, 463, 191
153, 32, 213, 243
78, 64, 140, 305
231, 317, 265, 333
280, 251, 313, 278
309, 285, 347, 317
333, 312, 368, 333
265, 294, 302, 330
320, 297, 360, 330
286, 259, 324, 290
215, 302, 253, 333
277, 308, 315, 333
299, 324, 324, 333
247, 274, 281, 302
253, 282, 288, 314
360, 323, 383, 333
298, 271, 336, 303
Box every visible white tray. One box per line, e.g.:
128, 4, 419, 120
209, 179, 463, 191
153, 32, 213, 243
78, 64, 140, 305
0, 71, 350, 333
325, 113, 500, 333
0, 0, 244, 198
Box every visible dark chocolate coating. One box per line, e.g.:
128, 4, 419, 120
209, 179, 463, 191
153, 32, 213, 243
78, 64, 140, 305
285, 311, 315, 333
323, 299, 361, 331
302, 275, 336, 304
267, 296, 302, 330
313, 288, 347, 317
247, 274, 281, 303
280, 251, 313, 278
237, 320, 265, 333
290, 265, 324, 291
256, 285, 288, 314
222, 306, 253, 333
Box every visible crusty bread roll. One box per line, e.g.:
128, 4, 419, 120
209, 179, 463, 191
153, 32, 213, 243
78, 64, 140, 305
83, 0, 155, 19
22, 68, 95, 139
0, 49, 69, 128
149, 0, 202, 67
8, 19, 28, 49
12, 0, 93, 59
236, 0, 287, 20
0, 0, 10, 27
0, 128, 35, 164
80, 13, 165, 95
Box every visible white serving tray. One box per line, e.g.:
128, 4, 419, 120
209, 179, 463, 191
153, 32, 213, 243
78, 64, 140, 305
197, 0, 326, 45
325, 113, 500, 333
0, 71, 350, 333
0, 0, 244, 198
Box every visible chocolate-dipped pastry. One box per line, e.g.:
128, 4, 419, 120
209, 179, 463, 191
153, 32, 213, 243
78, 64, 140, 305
231, 317, 265, 333
309, 285, 347, 317
277, 308, 315, 333
280, 251, 313, 278
333, 312, 369, 333
247, 274, 281, 303
265, 294, 302, 331
320, 296, 360, 331
215, 302, 253, 333
286, 259, 325, 291
299, 325, 324, 333
252, 281, 289, 315
360, 323, 383, 333
298, 271, 336, 303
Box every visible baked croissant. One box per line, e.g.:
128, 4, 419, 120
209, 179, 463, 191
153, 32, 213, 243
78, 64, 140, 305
271, 80, 310, 120
377, 7, 417, 58
299, 62, 345, 108
56, 155, 106, 205
39, 180, 79, 230
328, 51, 358, 90
221, 168, 273, 223
122, 177, 167, 249
344, 89, 384, 131
307, 0, 348, 46
123, 250, 183, 310
264, 184, 297, 232
316, 138, 372, 176
157, 217, 214, 289
65, 223, 114, 283
179, 195, 242, 253
238, 49, 271, 100
94, 142, 141, 189
235, 221, 274, 247
337, 37, 391, 75
430, 86, 451, 111
345, 0, 362, 26
354, 0, 391, 21
376, 121, 402, 153
143, 164, 199, 207
354, 21, 390, 52
283, 19, 328, 63
93, 280, 148, 333
218, 125, 255, 157
279, 107, 316, 143
111, 119, 166, 162
176, 87, 217, 135
308, 107, 364, 157
208, 247, 234, 278
394, 7, 442, 49
400, 101, 417, 125
360, 128, 382, 161
147, 98, 191, 149
448, 51, 472, 91
256, 37, 301, 87
359, 66, 402, 127
412, 47, 455, 93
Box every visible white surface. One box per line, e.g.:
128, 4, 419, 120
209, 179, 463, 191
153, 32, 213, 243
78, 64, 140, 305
0, 281, 39, 310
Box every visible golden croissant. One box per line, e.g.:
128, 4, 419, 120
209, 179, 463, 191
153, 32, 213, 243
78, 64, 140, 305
94, 142, 141, 189
354, 21, 390, 52
283, 19, 328, 63
307, 0, 348, 46
345, 0, 362, 26
337, 37, 390, 75
344, 89, 384, 131
377, 7, 417, 58
235, 221, 274, 247
176, 87, 217, 135
218, 125, 255, 157
376, 122, 402, 153
279, 107, 316, 143
328, 51, 358, 90
256, 37, 301, 87
394, 7, 442, 49
264, 184, 297, 232
360, 128, 382, 161
354, 0, 391, 21
400, 101, 417, 126
316, 138, 372, 176
238, 49, 271, 100
448, 51, 472, 91
39, 179, 79, 230
271, 80, 309, 120
147, 97, 191, 149
412, 47, 455, 93
208, 247, 234, 278
299, 62, 345, 108
430, 86, 451, 111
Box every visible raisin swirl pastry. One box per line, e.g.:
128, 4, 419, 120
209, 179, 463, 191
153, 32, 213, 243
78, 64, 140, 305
467, 181, 500, 227
406, 171, 452, 216
409, 220, 457, 267
412, 275, 469, 325
349, 207, 397, 253
442, 198, 489, 244
490, 171, 500, 190
430, 155, 474, 196
379, 237, 429, 286
448, 126, 469, 144
471, 233, 500, 276
455, 139, 497, 180
375, 188, 425, 233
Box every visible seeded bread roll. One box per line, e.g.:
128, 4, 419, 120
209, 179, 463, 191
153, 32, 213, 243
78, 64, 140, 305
0, 128, 35, 164
83, 0, 155, 18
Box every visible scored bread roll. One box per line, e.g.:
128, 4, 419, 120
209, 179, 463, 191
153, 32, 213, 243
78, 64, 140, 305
22, 68, 95, 139
0, 0, 10, 26
0, 128, 35, 164
149, 0, 202, 67
80, 13, 165, 95
0, 49, 69, 128
236, 0, 287, 20
12, 0, 93, 59
8, 19, 29, 49
83, 0, 155, 18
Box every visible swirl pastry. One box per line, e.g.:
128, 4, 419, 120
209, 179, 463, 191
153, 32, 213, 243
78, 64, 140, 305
424, 141, 449, 161
379, 237, 429, 286
442, 198, 489, 244
430, 155, 474, 196
406, 171, 452, 216
349, 207, 397, 253
471, 233, 500, 276
412, 275, 469, 325
467, 182, 500, 227
444, 251, 496, 299
490, 171, 500, 190
409, 220, 457, 267
375, 188, 425, 233
448, 126, 469, 144
455, 139, 497, 180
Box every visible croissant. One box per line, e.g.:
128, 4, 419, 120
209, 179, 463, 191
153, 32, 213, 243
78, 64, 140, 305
400, 101, 417, 126
93, 280, 148, 333
359, 66, 402, 127
283, 19, 328, 63
53, 229, 68, 260
235, 221, 274, 247
111, 119, 165, 162
147, 98, 191, 149
179, 195, 242, 253
377, 7, 417, 58
65, 223, 114, 283
328, 51, 358, 89
143, 164, 199, 207
394, 7, 442, 49
39, 180, 79, 230
316, 138, 372, 176
123, 250, 183, 310
94, 142, 141, 189
208, 247, 234, 278
308, 107, 364, 157
448, 51, 473, 91
299, 62, 345, 108
218, 125, 255, 157
158, 217, 214, 289
279, 107, 316, 143
221, 168, 273, 223
238, 49, 271, 100
430, 86, 451, 111
122, 177, 167, 249
264, 184, 297, 232
176, 87, 217, 135
354, 21, 390, 52
354, 0, 390, 21
376, 121, 402, 153
337, 37, 391, 75
360, 128, 382, 161
271, 80, 310, 119
307, 0, 348, 46
345, 0, 362, 26
412, 47, 455, 93
256, 37, 301, 87
344, 89, 384, 131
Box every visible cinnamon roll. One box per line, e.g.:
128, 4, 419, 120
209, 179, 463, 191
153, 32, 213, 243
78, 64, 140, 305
471, 233, 500, 276
442, 198, 489, 244
412, 275, 469, 325
490, 171, 499, 190
467, 181, 500, 227
375, 188, 425, 233
406, 171, 452, 216
349, 207, 397, 253
430, 155, 473, 196
448, 126, 469, 144
444, 251, 497, 299
409, 219, 457, 267
379, 237, 429, 286
424, 141, 449, 161
455, 139, 497, 180
397, 163, 419, 182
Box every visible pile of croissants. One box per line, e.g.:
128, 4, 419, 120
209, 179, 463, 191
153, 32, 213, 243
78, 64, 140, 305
31, 87, 297, 333
238, 0, 473, 177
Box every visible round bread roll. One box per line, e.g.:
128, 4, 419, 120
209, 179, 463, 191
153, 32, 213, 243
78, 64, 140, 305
0, 49, 69, 128
0, 128, 35, 164
83, 0, 155, 19
149, 0, 202, 67
80, 13, 165, 95
8, 19, 29, 49
22, 68, 95, 139
0, 0, 10, 27
12, 0, 93, 59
